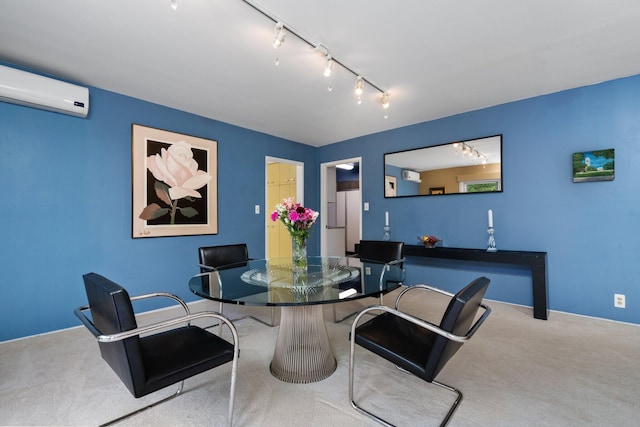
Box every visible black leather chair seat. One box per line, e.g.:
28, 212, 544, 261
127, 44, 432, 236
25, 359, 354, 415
139, 326, 235, 397
354, 312, 436, 381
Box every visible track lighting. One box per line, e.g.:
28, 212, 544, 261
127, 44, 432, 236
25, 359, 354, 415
354, 76, 364, 104
272, 22, 285, 49
170, 0, 177, 10
454, 142, 488, 164
381, 93, 390, 109
240, 0, 390, 117
323, 55, 333, 77
355, 76, 364, 96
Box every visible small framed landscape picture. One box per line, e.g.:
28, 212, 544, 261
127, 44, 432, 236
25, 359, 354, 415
572, 149, 614, 183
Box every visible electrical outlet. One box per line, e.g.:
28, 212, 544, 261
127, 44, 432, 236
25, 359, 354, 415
255, 205, 260, 214
614, 294, 626, 308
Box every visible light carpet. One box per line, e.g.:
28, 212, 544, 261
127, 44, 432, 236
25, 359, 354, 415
1, 289, 639, 426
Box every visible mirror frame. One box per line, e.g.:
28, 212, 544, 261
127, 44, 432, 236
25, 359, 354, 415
383, 134, 503, 198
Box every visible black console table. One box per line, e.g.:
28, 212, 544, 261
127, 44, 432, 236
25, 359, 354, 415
404, 245, 548, 320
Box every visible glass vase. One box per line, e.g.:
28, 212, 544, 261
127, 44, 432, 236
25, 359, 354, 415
291, 236, 308, 274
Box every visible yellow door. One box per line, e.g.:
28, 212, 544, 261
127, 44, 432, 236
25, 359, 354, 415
267, 162, 297, 258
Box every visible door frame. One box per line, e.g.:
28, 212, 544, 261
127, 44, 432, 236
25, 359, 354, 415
320, 157, 362, 256
265, 156, 304, 257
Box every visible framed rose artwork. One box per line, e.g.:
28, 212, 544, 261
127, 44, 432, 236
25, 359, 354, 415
132, 124, 218, 238
384, 175, 397, 197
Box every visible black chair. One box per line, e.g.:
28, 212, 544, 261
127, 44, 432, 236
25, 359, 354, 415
198, 244, 276, 327
333, 240, 405, 322
75, 273, 239, 427
349, 276, 491, 426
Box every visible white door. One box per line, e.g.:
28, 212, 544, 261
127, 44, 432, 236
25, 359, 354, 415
320, 157, 362, 256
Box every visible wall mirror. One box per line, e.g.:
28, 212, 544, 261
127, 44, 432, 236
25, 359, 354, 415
384, 134, 502, 197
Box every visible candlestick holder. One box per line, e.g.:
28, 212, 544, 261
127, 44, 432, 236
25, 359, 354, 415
382, 226, 391, 241
487, 227, 497, 252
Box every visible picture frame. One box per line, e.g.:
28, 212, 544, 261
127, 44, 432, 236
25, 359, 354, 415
429, 187, 445, 195
385, 175, 397, 197
132, 124, 218, 238
572, 149, 615, 183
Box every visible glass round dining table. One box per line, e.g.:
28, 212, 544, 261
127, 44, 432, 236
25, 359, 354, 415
189, 256, 404, 383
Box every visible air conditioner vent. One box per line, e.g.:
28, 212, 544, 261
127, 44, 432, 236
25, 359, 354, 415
0, 65, 89, 118
401, 170, 422, 183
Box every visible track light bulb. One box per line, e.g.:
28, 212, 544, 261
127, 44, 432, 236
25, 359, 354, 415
355, 76, 364, 96
381, 93, 390, 109
273, 22, 285, 49
171, 0, 177, 10
323, 55, 333, 77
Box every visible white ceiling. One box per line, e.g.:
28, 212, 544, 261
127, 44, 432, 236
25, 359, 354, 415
1, 0, 640, 147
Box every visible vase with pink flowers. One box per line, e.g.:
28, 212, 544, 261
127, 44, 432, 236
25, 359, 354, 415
271, 197, 319, 273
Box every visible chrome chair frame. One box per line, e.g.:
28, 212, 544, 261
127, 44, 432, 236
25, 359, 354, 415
75, 292, 239, 427
199, 263, 276, 328
333, 256, 405, 323
349, 284, 491, 427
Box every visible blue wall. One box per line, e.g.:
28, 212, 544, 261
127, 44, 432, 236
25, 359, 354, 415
2, 70, 639, 341
320, 74, 640, 325
0, 85, 317, 341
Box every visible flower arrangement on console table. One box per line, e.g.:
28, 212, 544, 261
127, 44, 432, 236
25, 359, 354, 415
271, 197, 319, 273
418, 234, 441, 248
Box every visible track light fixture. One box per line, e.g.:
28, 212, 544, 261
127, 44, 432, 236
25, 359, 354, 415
272, 22, 286, 49
454, 142, 489, 164
354, 76, 364, 104
355, 76, 364, 96
381, 93, 390, 109
381, 93, 390, 119
240, 0, 391, 116
323, 55, 333, 78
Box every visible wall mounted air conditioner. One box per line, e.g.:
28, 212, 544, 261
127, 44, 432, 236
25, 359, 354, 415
402, 170, 422, 183
0, 65, 89, 118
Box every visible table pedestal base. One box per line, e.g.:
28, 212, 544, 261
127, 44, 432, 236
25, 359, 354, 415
270, 305, 336, 383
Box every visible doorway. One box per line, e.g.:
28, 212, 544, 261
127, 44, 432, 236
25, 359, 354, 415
265, 157, 304, 258
320, 157, 362, 257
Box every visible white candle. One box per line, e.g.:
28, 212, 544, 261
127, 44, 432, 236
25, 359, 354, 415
488, 209, 493, 228
385, 211, 389, 226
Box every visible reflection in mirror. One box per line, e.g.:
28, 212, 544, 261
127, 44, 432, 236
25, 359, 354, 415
384, 135, 502, 197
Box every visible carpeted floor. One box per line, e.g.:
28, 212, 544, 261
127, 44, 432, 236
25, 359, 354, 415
1, 289, 639, 426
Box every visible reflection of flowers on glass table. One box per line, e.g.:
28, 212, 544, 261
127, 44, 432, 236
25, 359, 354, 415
189, 256, 403, 383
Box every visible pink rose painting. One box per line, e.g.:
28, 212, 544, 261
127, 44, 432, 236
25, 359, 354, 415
139, 140, 212, 225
